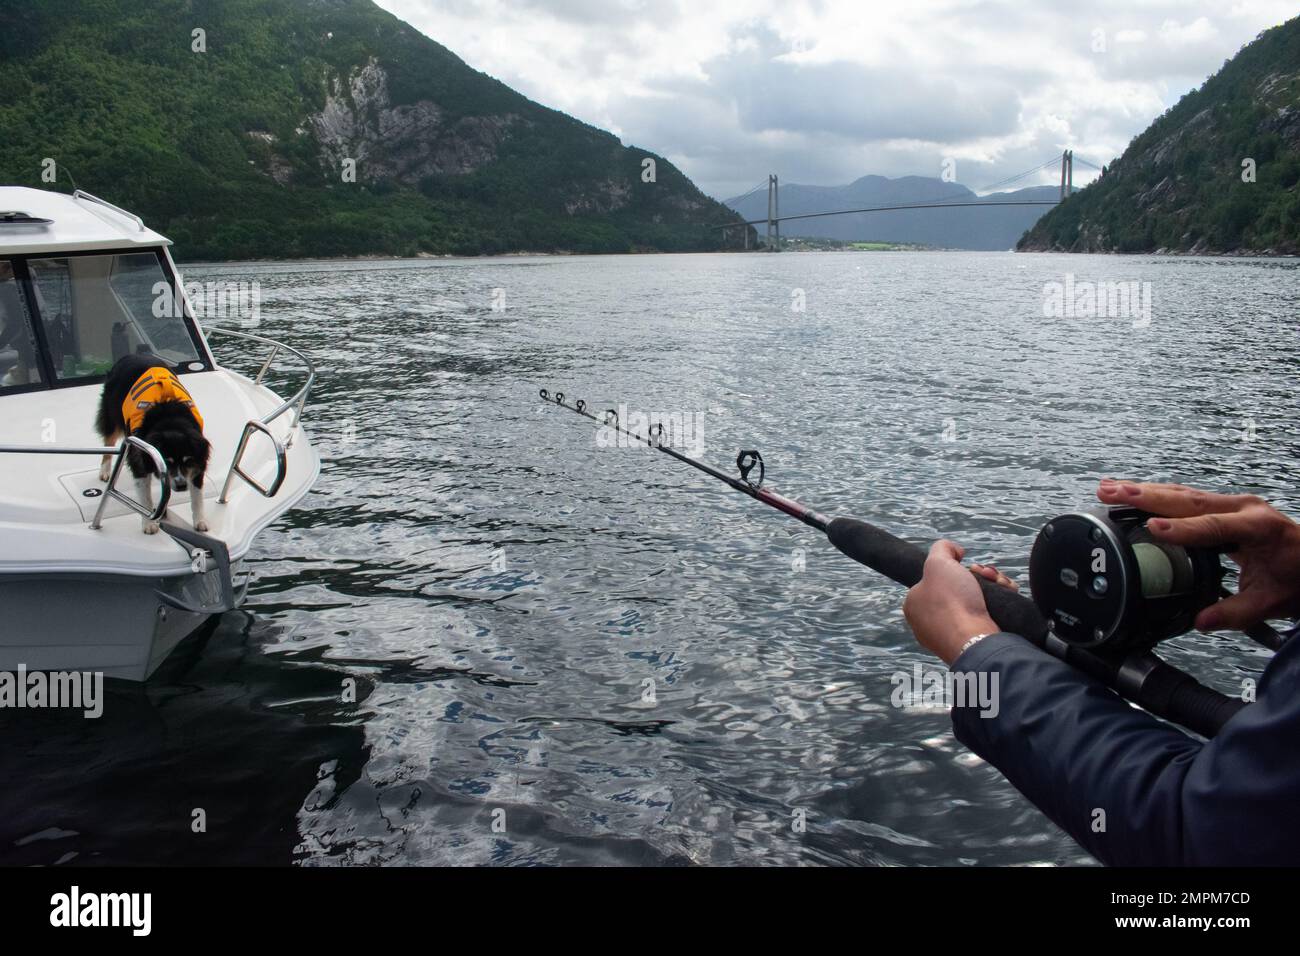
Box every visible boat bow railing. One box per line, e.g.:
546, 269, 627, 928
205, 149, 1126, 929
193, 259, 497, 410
93, 436, 171, 529
0, 438, 247, 614
203, 326, 315, 504
0, 436, 171, 529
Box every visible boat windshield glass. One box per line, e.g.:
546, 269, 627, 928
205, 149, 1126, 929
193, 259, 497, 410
0, 260, 46, 392
25, 251, 203, 384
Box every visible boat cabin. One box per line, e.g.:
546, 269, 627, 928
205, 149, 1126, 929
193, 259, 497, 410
0, 188, 212, 395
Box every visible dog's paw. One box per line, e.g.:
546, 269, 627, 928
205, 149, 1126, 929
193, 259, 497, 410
143, 521, 160, 535
98, 462, 112, 482
195, 520, 209, 532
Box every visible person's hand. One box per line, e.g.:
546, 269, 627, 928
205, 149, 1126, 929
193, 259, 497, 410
1098, 480, 1300, 630
903, 540, 1013, 665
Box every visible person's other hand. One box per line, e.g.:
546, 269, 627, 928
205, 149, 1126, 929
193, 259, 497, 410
903, 540, 1005, 665
1098, 480, 1300, 630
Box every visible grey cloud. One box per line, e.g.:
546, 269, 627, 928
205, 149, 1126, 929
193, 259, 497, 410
375, 0, 1294, 202
1096, 27, 1251, 83
511, 0, 681, 27
702, 26, 1024, 142
613, 83, 1108, 201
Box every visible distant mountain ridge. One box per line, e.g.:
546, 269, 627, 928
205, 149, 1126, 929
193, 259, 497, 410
0, 0, 749, 260
1019, 17, 1300, 254
724, 175, 1065, 250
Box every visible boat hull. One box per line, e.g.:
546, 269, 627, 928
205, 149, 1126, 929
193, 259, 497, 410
0, 563, 241, 681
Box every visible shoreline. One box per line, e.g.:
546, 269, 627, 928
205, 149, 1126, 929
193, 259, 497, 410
177, 246, 1300, 267
1014, 245, 1297, 258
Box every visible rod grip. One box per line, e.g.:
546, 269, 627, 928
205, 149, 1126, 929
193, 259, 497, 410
825, 516, 1049, 638
826, 515, 927, 585
824, 516, 1244, 737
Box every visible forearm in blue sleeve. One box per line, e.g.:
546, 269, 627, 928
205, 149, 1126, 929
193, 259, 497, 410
949, 632, 1300, 866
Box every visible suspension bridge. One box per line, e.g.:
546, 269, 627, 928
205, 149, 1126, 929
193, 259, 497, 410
717, 150, 1105, 250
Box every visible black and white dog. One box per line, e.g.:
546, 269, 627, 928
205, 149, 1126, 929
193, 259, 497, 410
96, 354, 211, 534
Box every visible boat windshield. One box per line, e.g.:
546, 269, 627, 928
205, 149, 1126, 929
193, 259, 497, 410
0, 260, 44, 391
0, 249, 207, 394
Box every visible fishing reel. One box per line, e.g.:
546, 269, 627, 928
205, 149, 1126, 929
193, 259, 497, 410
1028, 506, 1225, 654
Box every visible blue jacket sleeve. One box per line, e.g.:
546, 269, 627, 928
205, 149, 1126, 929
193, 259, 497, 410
949, 632, 1300, 865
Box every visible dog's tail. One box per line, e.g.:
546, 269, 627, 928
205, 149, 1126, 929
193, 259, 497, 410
94, 394, 118, 443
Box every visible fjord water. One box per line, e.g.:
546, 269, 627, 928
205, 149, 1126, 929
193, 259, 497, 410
2, 251, 1296, 866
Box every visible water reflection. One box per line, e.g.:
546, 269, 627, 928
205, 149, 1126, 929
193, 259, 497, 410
0, 611, 370, 864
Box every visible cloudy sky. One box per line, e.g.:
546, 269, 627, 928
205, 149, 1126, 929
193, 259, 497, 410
374, 0, 1296, 199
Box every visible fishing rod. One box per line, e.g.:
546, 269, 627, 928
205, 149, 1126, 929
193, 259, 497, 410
540, 388, 1250, 739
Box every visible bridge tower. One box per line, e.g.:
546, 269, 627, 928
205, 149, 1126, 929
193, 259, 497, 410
1060, 150, 1074, 200
766, 174, 781, 252
774, 174, 780, 252
766, 174, 773, 250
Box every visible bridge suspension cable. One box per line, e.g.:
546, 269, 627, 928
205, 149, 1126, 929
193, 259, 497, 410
975, 157, 1062, 194
724, 179, 772, 206
716, 198, 1060, 229
713, 151, 1100, 238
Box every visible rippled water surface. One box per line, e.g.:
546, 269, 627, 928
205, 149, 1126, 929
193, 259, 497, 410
3, 251, 1296, 866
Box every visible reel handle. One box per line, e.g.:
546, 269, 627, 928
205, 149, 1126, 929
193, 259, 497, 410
824, 517, 1245, 738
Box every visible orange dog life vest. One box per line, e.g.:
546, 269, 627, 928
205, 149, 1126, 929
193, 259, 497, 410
122, 367, 204, 435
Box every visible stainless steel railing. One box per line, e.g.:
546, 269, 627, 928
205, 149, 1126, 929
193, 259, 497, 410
92, 436, 171, 528
72, 189, 148, 233
0, 436, 170, 528
204, 326, 315, 504
0, 437, 251, 611
0, 328, 313, 520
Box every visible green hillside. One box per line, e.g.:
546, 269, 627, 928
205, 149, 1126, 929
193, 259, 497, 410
0, 0, 750, 260
1018, 17, 1300, 254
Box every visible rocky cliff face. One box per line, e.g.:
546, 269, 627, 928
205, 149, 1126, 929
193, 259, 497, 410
1018, 18, 1300, 255
308, 58, 522, 183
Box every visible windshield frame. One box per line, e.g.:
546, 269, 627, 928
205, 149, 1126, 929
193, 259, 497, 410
1, 246, 214, 394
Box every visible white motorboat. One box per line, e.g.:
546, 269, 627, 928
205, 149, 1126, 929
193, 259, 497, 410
0, 187, 319, 680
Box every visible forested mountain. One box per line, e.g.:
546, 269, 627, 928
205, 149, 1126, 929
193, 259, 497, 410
1019, 17, 1299, 254
0, 0, 751, 260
